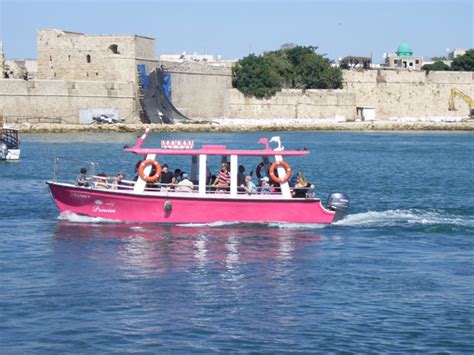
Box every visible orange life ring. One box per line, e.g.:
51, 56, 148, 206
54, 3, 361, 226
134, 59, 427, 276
138, 159, 161, 183
269, 161, 292, 183
255, 162, 266, 179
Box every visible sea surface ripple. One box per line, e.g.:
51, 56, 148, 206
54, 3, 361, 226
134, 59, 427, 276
0, 131, 472, 353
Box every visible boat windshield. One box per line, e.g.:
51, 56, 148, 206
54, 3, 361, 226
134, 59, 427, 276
1, 129, 19, 149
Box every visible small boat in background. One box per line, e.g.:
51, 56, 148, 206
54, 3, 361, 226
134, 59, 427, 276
0, 117, 21, 161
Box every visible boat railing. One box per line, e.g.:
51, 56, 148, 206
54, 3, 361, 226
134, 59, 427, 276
141, 183, 283, 195
53, 156, 100, 182
140, 184, 306, 197
89, 176, 135, 190
73, 176, 317, 199
84, 179, 289, 196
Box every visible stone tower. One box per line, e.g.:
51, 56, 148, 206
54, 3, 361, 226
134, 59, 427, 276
36, 29, 155, 82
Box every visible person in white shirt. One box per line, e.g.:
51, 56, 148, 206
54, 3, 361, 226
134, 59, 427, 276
241, 175, 257, 195
175, 173, 194, 192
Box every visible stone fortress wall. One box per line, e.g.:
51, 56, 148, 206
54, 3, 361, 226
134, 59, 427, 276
223, 70, 474, 120
344, 70, 473, 119
0, 29, 473, 124
224, 89, 356, 119
0, 79, 137, 124
1, 29, 155, 123
160, 60, 233, 119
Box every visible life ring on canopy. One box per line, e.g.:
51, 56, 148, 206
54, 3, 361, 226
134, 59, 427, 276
138, 159, 161, 183
255, 162, 266, 179
269, 161, 292, 183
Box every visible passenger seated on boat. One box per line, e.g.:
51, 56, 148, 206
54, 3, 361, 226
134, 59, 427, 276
208, 174, 217, 191
175, 173, 194, 192
291, 172, 315, 198
269, 180, 280, 194
289, 173, 298, 188
241, 175, 257, 195
172, 169, 183, 185
212, 163, 230, 192
133, 160, 143, 181
160, 164, 174, 189
76, 167, 90, 187
260, 176, 271, 194
111, 172, 127, 190
94, 172, 109, 189
237, 165, 246, 191
206, 166, 212, 185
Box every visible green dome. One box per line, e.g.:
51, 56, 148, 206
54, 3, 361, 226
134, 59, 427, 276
396, 42, 413, 57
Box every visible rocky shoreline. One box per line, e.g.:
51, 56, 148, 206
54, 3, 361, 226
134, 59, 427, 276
13, 120, 474, 133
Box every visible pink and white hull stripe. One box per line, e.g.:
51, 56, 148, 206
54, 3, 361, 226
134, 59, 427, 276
48, 183, 336, 224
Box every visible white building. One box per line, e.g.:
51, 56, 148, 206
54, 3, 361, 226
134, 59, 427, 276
447, 49, 466, 61
384, 42, 423, 70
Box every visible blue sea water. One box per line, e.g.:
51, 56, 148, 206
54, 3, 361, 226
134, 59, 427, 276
0, 131, 473, 353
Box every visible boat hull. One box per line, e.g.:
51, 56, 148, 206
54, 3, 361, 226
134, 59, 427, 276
47, 182, 336, 224
6, 149, 20, 160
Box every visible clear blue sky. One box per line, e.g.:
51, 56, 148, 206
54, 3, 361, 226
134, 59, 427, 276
1, 0, 472, 63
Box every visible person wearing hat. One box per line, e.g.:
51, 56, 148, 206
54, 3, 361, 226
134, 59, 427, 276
260, 176, 271, 194
176, 172, 194, 192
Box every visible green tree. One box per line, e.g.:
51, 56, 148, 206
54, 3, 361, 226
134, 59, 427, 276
232, 45, 343, 98
231, 54, 282, 98
263, 49, 293, 88
451, 49, 474, 71
284, 46, 319, 88
421, 61, 451, 72
292, 49, 342, 89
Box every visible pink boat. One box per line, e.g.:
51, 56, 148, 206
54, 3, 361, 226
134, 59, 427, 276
47, 129, 349, 224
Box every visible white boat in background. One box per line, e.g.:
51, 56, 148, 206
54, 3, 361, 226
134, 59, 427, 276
0, 121, 21, 160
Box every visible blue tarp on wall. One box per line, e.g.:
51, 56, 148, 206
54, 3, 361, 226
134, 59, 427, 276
163, 73, 171, 99
140, 67, 189, 124
137, 64, 149, 88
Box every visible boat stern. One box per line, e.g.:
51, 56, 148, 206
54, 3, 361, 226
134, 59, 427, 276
6, 149, 20, 160
326, 193, 350, 222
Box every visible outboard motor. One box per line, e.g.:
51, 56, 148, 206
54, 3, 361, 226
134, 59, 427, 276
326, 192, 350, 222
0, 140, 7, 160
